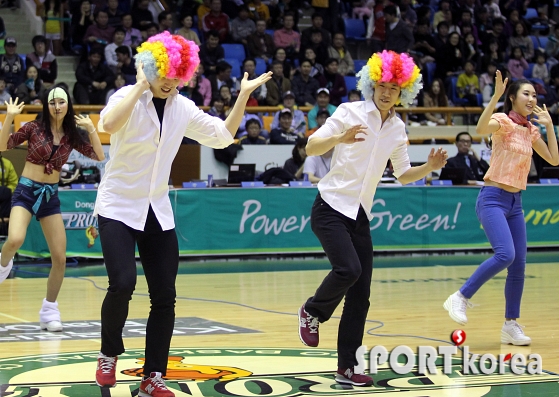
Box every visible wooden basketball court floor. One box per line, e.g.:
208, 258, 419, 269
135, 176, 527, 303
0, 252, 558, 396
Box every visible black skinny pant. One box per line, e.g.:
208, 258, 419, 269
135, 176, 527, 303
305, 194, 373, 369
98, 207, 179, 376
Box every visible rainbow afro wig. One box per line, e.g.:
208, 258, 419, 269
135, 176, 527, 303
356, 50, 422, 107
135, 31, 200, 86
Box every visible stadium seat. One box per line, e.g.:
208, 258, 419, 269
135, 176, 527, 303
262, 115, 273, 132
14, 114, 37, 131
255, 58, 267, 75
538, 36, 548, 49
344, 18, 366, 41
222, 44, 246, 63
353, 59, 366, 73
524, 7, 538, 19
425, 62, 436, 86
225, 58, 242, 79
449, 77, 469, 106
344, 75, 357, 91
529, 35, 540, 51
523, 63, 535, 78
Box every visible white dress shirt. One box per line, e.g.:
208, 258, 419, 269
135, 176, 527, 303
95, 85, 234, 230
309, 100, 411, 220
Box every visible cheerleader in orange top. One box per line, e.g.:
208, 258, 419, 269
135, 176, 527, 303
444, 72, 559, 345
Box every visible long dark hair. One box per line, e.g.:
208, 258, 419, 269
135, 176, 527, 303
503, 79, 534, 115
292, 137, 308, 166
428, 78, 448, 107
40, 86, 89, 147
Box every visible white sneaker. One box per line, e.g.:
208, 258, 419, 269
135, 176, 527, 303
39, 299, 63, 332
501, 320, 531, 346
0, 254, 13, 283
443, 291, 474, 325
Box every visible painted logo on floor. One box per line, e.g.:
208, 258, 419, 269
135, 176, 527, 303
1, 348, 559, 396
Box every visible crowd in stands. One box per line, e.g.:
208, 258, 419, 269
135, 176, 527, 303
0, 0, 558, 180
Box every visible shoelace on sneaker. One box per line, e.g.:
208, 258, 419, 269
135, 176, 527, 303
149, 375, 169, 390
307, 315, 319, 334
454, 295, 476, 312
508, 322, 527, 337
99, 357, 116, 374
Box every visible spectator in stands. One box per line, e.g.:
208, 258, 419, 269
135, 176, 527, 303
366, 0, 391, 53
176, 14, 201, 46
384, 5, 414, 54
411, 18, 436, 69
157, 11, 173, 33
301, 13, 331, 49
422, 78, 449, 126
301, 28, 329, 67
463, 32, 481, 72
71, 0, 95, 51
509, 21, 534, 62
0, 153, 18, 193
304, 147, 333, 182
475, 7, 492, 42
283, 137, 308, 179
503, 8, 523, 38
327, 33, 354, 76
84, 10, 116, 50
433, 21, 449, 55
271, 47, 295, 79
435, 32, 463, 81
508, 46, 530, 80
15, 66, 45, 105
239, 119, 267, 144
247, 0, 271, 26
270, 108, 303, 144
202, 0, 230, 42
73, 48, 116, 104
208, 61, 235, 100
271, 91, 306, 135
307, 87, 336, 129
231, 5, 256, 46
219, 85, 236, 108
237, 112, 266, 138
533, 51, 550, 85
42, 0, 63, 56
481, 38, 504, 73
130, 0, 154, 31
144, 23, 160, 40
0, 78, 11, 104
199, 30, 224, 75
484, 18, 508, 59
480, 61, 498, 104
273, 12, 300, 61
208, 96, 226, 119
317, 58, 346, 107
352, 0, 375, 21
306, 108, 329, 136
105, 0, 123, 27
240, 58, 267, 105
26, 35, 58, 87
545, 25, 559, 65
484, 0, 503, 21
302, 48, 323, 78
105, 28, 128, 73
121, 13, 142, 49
444, 131, 488, 184
433, 0, 450, 32
179, 63, 212, 106
399, 0, 417, 28
546, 68, 559, 123
196, 0, 211, 30
0, 38, 25, 95
291, 58, 320, 106
458, 9, 480, 45
265, 60, 291, 105
457, 60, 480, 105
247, 20, 274, 62
348, 89, 361, 102
106, 72, 127, 98
115, 46, 136, 83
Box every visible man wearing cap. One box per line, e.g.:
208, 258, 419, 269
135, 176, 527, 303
270, 91, 306, 135
307, 87, 337, 129
0, 37, 25, 95
297, 51, 447, 387
270, 108, 303, 144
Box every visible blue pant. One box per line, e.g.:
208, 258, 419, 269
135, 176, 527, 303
460, 186, 526, 319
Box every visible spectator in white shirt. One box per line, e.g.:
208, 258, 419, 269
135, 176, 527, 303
303, 147, 333, 182
93, 32, 272, 395
297, 50, 447, 387
104, 28, 130, 73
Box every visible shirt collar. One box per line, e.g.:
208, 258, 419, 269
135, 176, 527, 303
143, 87, 179, 104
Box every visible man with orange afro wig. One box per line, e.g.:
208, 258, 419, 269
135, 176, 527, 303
297, 50, 448, 386
93, 32, 271, 396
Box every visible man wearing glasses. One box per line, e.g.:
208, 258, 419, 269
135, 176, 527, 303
444, 131, 489, 184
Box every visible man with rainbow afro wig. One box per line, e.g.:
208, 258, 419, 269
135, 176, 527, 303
94, 32, 271, 396
297, 50, 448, 387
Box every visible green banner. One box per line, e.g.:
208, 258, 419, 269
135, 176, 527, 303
19, 186, 559, 258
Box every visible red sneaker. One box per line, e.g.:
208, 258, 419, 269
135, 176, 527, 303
139, 372, 175, 397
95, 355, 117, 388
298, 305, 319, 347
335, 367, 374, 387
